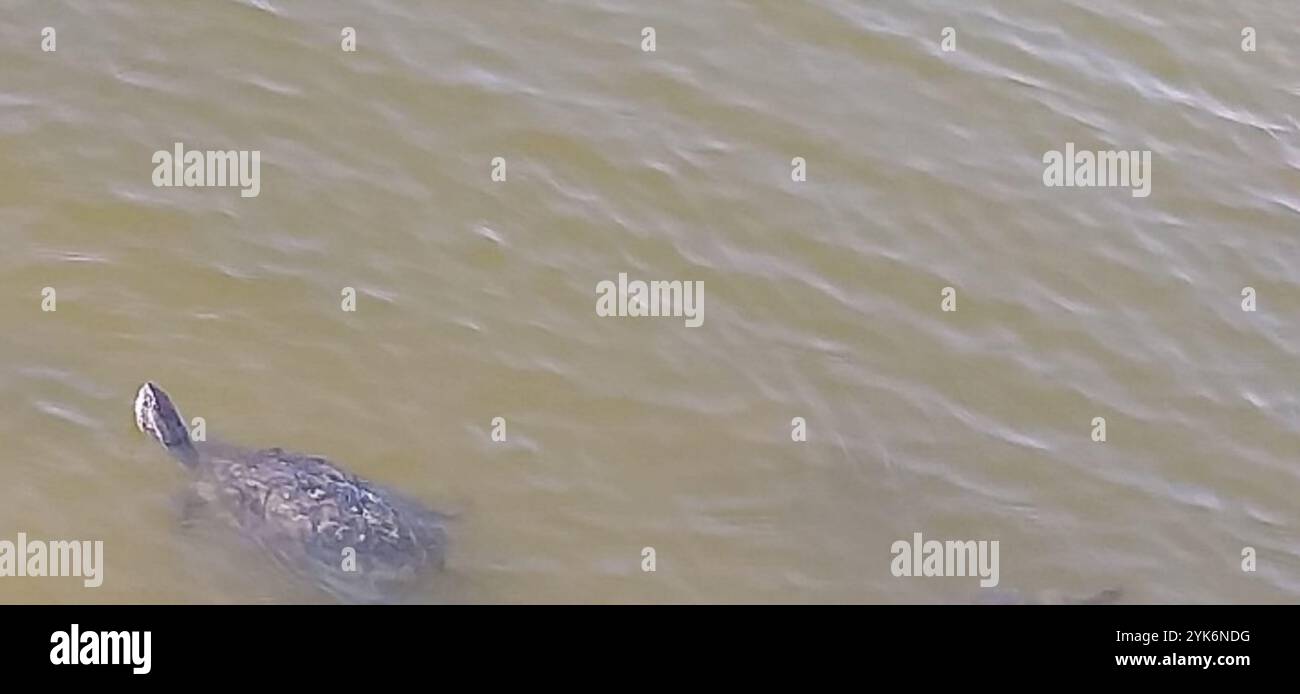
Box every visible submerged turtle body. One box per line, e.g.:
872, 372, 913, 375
134, 382, 446, 599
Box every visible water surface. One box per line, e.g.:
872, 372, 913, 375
1, 0, 1298, 603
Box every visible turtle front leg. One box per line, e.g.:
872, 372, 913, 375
176, 489, 210, 529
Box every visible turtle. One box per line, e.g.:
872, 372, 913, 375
133, 382, 448, 602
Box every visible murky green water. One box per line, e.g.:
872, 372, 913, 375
1, 0, 1298, 603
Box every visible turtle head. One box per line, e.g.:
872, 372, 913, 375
134, 382, 196, 460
